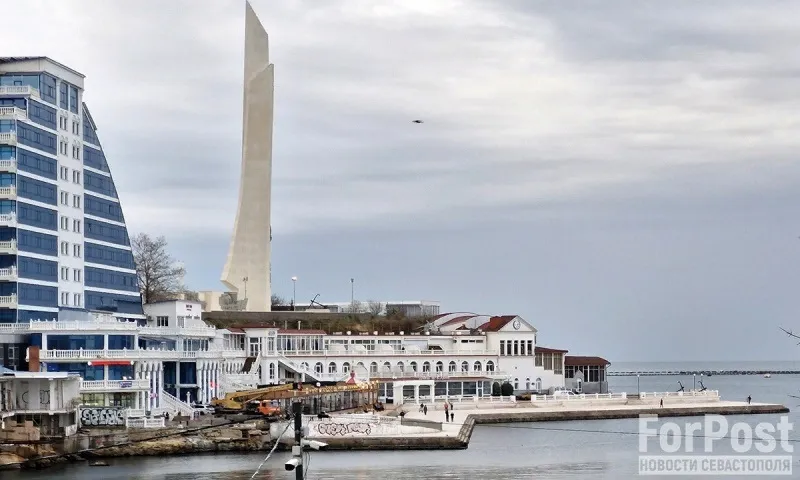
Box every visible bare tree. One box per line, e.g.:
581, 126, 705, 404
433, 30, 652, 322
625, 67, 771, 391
367, 300, 384, 316
271, 294, 287, 308
345, 301, 365, 314
131, 233, 186, 304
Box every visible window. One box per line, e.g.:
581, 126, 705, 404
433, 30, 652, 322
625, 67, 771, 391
72, 121, 79, 135
73, 219, 81, 233
156, 316, 168, 327
500, 340, 505, 356
73, 268, 81, 282
72, 145, 80, 160
60, 241, 68, 255
60, 215, 69, 230
60, 291, 69, 306
73, 293, 81, 307
544, 354, 553, 371
6, 345, 17, 371
72, 194, 80, 209
60, 191, 69, 205
328, 362, 336, 374
60, 266, 69, 280
535, 353, 543, 367
59, 141, 67, 155
448, 361, 457, 372
73, 244, 81, 258
72, 170, 81, 184
59, 116, 67, 130
59, 166, 68, 180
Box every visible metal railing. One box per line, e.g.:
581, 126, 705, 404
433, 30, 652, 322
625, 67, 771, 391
639, 390, 719, 399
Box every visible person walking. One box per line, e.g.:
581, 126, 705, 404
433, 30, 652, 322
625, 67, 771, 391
418, 403, 424, 413
450, 412, 454, 423
444, 403, 449, 422
423, 404, 428, 416
659, 398, 664, 408
747, 395, 752, 405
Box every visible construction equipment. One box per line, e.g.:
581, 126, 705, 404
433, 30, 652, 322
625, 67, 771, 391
244, 399, 282, 418
211, 383, 294, 413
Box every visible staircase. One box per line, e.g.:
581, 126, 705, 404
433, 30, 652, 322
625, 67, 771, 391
276, 354, 371, 383
160, 389, 195, 418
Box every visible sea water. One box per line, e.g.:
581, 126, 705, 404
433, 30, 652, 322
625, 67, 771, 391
7, 361, 800, 479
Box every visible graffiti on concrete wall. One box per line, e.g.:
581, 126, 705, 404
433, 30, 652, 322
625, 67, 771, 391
80, 407, 126, 426
315, 422, 372, 436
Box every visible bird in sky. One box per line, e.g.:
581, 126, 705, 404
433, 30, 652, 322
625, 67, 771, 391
412, 119, 423, 123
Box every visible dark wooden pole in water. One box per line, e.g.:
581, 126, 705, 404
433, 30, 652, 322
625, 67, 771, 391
294, 401, 303, 480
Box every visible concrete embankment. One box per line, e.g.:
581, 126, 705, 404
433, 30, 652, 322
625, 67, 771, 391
307, 401, 789, 451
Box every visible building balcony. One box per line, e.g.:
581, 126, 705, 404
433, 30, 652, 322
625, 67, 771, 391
0, 213, 16, 227
0, 85, 39, 98
0, 107, 27, 121
0, 185, 16, 199
0, 239, 16, 254
0, 294, 16, 309
29, 319, 139, 332
139, 325, 217, 338
0, 265, 17, 281
39, 348, 225, 361
281, 348, 499, 357
0, 159, 16, 173
80, 379, 150, 392
0, 132, 16, 146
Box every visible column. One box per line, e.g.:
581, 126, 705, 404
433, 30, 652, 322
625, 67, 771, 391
48, 379, 55, 412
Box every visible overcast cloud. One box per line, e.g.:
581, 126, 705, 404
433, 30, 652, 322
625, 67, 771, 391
5, 0, 800, 362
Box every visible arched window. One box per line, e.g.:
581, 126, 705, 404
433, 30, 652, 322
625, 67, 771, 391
301, 362, 310, 371
382, 361, 391, 374
514, 378, 519, 390
342, 362, 350, 373
485, 361, 494, 372
370, 362, 378, 374
474, 361, 482, 372
448, 361, 457, 372
328, 362, 337, 374
535, 378, 542, 391
435, 361, 444, 372
410, 361, 418, 372
422, 361, 431, 373
526, 377, 530, 390
396, 362, 404, 373
461, 361, 469, 372
314, 362, 323, 374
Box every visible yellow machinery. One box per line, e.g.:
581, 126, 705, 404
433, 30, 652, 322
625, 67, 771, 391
211, 383, 294, 412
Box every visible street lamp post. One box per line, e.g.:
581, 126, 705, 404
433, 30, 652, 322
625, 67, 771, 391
693, 374, 696, 392
242, 276, 248, 305
637, 374, 640, 397
291, 277, 297, 310
350, 278, 354, 305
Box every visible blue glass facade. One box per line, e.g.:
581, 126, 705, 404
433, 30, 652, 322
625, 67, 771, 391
0, 60, 142, 327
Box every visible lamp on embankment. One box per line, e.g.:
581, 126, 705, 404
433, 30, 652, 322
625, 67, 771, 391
637, 374, 640, 396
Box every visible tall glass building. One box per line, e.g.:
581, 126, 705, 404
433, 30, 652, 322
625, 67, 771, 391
0, 57, 142, 371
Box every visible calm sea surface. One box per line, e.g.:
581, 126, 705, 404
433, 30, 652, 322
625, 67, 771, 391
7, 361, 800, 479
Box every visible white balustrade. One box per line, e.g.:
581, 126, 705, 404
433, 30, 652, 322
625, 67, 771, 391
0, 186, 15, 197
0, 85, 39, 97
125, 417, 165, 429
0, 107, 26, 120
160, 389, 195, 418
0, 265, 17, 280
139, 325, 217, 337
0, 294, 17, 308
0, 159, 16, 172
281, 348, 498, 357
531, 392, 628, 402
0, 132, 16, 145
0, 213, 16, 226
0, 239, 17, 254
80, 379, 150, 391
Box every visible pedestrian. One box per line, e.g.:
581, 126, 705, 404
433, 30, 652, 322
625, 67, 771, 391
444, 404, 449, 422
423, 404, 427, 415
747, 395, 751, 405
418, 403, 424, 413
450, 412, 454, 423
659, 398, 663, 408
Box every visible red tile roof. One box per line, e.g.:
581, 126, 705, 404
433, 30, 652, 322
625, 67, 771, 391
535, 346, 569, 354
477, 315, 518, 332
565, 356, 610, 366
440, 315, 478, 327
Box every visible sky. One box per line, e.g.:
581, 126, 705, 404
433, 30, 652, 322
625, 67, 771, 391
5, 0, 800, 362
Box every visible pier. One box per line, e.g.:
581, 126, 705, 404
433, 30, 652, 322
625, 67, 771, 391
608, 370, 800, 377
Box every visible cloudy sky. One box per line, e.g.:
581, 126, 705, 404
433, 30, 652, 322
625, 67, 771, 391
7, 0, 800, 362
